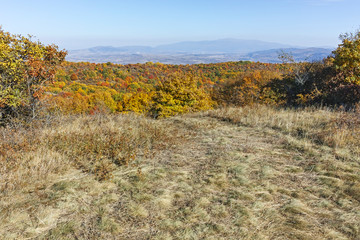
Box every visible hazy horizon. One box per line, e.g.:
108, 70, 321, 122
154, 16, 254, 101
1, 0, 359, 50
64, 38, 332, 51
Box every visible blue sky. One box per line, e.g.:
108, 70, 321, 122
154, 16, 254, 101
1, 0, 359, 50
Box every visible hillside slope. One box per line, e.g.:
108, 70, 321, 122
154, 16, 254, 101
1, 107, 359, 239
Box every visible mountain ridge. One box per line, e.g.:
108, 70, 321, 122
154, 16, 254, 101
71, 38, 296, 54
67, 39, 333, 64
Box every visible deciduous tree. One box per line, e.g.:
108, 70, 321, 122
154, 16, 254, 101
0, 28, 66, 122
333, 30, 360, 85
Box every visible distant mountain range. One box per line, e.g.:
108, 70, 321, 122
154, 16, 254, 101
66, 39, 334, 64
246, 47, 334, 63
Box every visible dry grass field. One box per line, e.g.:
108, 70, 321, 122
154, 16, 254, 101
0, 105, 359, 239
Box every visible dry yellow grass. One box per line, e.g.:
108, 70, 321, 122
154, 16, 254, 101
0, 114, 183, 239
0, 106, 359, 239
208, 105, 360, 153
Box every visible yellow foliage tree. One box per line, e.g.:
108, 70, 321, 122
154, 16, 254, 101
332, 30, 360, 85
118, 92, 153, 113
151, 74, 213, 118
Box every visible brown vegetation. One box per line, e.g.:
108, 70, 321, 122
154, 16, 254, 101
1, 106, 359, 239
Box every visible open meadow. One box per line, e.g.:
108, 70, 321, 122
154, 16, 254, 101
1, 105, 359, 239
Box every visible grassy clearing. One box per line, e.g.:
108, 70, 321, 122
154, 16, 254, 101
1, 106, 359, 239
0, 114, 183, 239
